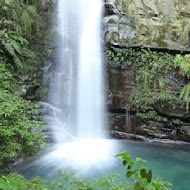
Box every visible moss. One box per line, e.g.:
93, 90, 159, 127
155, 32, 167, 47
106, 48, 189, 125
113, 0, 190, 49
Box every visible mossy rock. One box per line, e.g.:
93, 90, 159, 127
104, 0, 190, 51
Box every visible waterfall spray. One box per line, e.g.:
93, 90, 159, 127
39, 0, 113, 168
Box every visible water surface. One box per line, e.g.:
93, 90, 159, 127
19, 140, 190, 190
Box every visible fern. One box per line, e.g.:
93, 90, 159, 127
159, 77, 166, 89
179, 83, 190, 111
26, 5, 37, 17
5, 43, 15, 56
12, 35, 29, 45
21, 10, 33, 38
174, 54, 190, 78
11, 39, 21, 54
14, 57, 22, 68
1, 0, 40, 38
4, 43, 22, 68
0, 0, 41, 69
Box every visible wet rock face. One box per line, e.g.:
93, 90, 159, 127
104, 0, 190, 51
107, 58, 190, 142
105, 0, 190, 142
107, 55, 190, 142
108, 67, 135, 110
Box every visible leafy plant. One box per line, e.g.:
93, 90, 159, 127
0, 90, 45, 168
116, 150, 172, 190
0, 0, 53, 169
174, 54, 190, 78
179, 83, 190, 111
0, 0, 39, 39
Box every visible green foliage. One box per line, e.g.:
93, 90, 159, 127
107, 48, 190, 124
0, 0, 47, 167
0, 151, 172, 190
0, 0, 42, 70
116, 150, 172, 190
0, 29, 27, 69
0, 89, 45, 167
174, 54, 190, 78
106, 48, 178, 124
173, 55, 190, 111
179, 83, 190, 111
0, 173, 47, 190
0, 172, 129, 190
0, 61, 45, 169
35, 86, 48, 100
0, 61, 14, 90
0, 0, 39, 39
130, 86, 176, 123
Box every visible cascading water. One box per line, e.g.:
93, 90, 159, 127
76, 0, 106, 139
45, 0, 79, 143
18, 1, 117, 177
47, 0, 106, 142
37, 0, 115, 168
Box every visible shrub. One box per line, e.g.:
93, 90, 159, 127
0, 90, 45, 168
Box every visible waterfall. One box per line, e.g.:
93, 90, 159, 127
76, 0, 106, 139
18, 1, 116, 172
39, 0, 115, 168
47, 0, 107, 143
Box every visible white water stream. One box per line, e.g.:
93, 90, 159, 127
76, 0, 106, 139
40, 0, 114, 168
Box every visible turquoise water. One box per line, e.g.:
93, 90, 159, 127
119, 141, 190, 190
19, 140, 190, 190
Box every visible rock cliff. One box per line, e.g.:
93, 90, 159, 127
104, 0, 190, 142
104, 0, 190, 50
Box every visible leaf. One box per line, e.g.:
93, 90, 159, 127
132, 182, 143, 190
127, 164, 132, 170
14, 56, 22, 68
126, 170, 138, 178
141, 178, 147, 183
123, 160, 127, 166
136, 157, 146, 163
140, 168, 147, 178
5, 0, 13, 5
159, 77, 166, 89
0, 177, 21, 190
11, 40, 21, 54
147, 170, 152, 183
2, 6, 9, 11
5, 43, 15, 56
12, 35, 28, 45
114, 57, 119, 62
